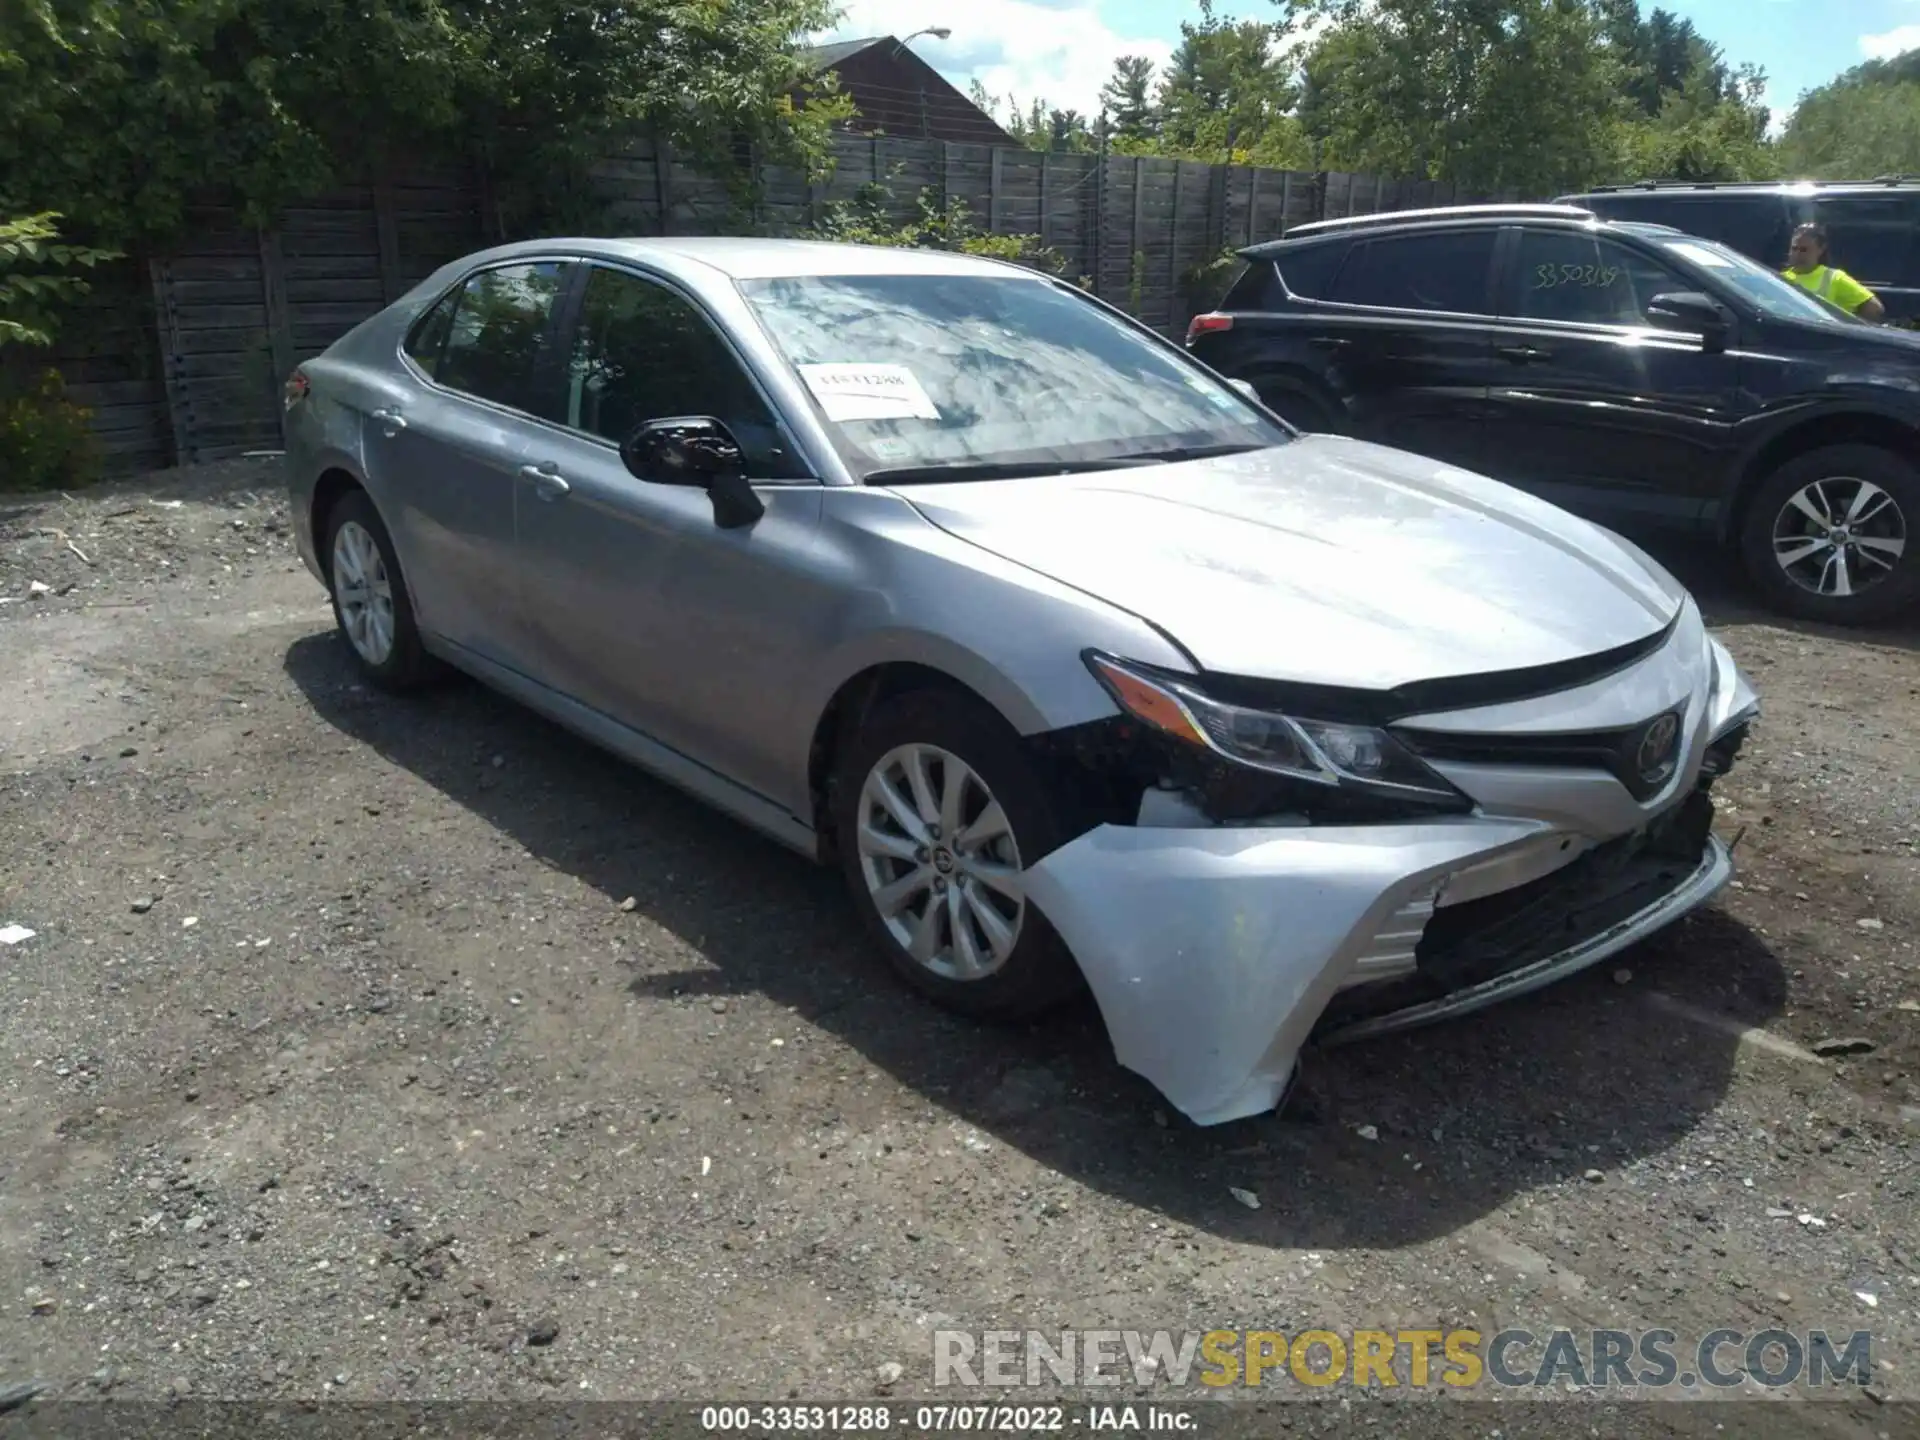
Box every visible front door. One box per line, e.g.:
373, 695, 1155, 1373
1314, 226, 1502, 473
1481, 227, 1741, 529
361, 258, 573, 671
512, 262, 827, 803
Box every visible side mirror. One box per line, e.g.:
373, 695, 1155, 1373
1226, 378, 1260, 403
620, 416, 765, 530
1645, 291, 1731, 351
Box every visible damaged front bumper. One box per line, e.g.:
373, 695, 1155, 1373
1022, 628, 1757, 1127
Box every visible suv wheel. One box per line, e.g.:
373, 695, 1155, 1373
1739, 444, 1920, 625
833, 690, 1083, 1021
1257, 384, 1340, 435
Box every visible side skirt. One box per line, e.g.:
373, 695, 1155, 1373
421, 633, 824, 863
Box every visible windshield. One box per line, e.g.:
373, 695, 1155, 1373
1656, 235, 1859, 325
735, 272, 1289, 481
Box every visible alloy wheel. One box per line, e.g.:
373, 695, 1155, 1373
1771, 475, 1909, 600
331, 519, 397, 666
855, 742, 1025, 981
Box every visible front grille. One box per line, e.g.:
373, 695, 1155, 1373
1314, 789, 1715, 1033
1396, 705, 1689, 803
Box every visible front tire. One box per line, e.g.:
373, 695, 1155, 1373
833, 690, 1083, 1021
1739, 444, 1920, 625
321, 489, 438, 690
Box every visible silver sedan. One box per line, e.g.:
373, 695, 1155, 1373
284, 237, 1760, 1126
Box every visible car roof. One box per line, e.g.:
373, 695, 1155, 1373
436, 235, 1043, 283
1241, 204, 1616, 259
1563, 179, 1920, 200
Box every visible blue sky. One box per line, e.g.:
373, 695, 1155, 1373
819, 0, 1920, 132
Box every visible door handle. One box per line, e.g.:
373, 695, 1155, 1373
1497, 345, 1550, 363
370, 407, 408, 436
1309, 336, 1352, 349
519, 463, 570, 500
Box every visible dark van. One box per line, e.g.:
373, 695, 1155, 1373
1557, 180, 1920, 324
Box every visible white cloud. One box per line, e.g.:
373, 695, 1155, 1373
1860, 24, 1920, 61
816, 0, 1176, 122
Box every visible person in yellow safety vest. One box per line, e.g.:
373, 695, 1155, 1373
1783, 222, 1885, 321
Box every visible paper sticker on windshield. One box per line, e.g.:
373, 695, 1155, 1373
797, 364, 940, 422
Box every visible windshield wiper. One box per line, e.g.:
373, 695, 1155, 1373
1105, 441, 1274, 463
863, 457, 1167, 485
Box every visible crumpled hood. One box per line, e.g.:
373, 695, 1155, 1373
894, 435, 1684, 690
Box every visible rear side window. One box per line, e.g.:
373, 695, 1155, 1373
1807, 196, 1919, 284
1274, 243, 1347, 299
1329, 230, 1497, 315
1220, 262, 1281, 310
403, 292, 457, 377
433, 261, 573, 413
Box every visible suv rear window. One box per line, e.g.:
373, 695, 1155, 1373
1274, 243, 1346, 299
1329, 230, 1497, 315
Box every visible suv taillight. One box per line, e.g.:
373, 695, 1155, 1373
1186, 312, 1232, 344
283, 369, 310, 410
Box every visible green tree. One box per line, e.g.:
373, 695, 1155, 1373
1778, 53, 1920, 178
1595, 0, 1773, 181
1157, 0, 1303, 165
0, 0, 849, 250
0, 212, 118, 491
1611, 60, 1776, 182
1100, 56, 1161, 144
1294, 0, 1621, 194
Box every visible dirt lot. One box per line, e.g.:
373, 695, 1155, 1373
0, 459, 1916, 1433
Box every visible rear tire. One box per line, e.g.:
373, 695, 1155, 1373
320, 488, 440, 690
1739, 444, 1920, 626
1257, 384, 1340, 435
833, 689, 1084, 1021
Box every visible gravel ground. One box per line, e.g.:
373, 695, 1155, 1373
0, 460, 1915, 1435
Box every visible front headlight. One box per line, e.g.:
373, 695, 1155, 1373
1084, 652, 1468, 806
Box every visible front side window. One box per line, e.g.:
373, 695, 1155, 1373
1655, 235, 1844, 324
432, 261, 572, 411
559, 266, 806, 477
1329, 231, 1497, 314
1508, 231, 1686, 328
736, 273, 1289, 480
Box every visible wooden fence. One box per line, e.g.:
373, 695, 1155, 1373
44, 136, 1496, 473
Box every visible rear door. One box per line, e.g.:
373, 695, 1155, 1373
1480, 225, 1741, 528
365, 258, 574, 671
1309, 227, 1503, 472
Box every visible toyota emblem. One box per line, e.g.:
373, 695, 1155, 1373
1636, 711, 1682, 784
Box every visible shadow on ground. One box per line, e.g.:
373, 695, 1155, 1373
285, 631, 1786, 1251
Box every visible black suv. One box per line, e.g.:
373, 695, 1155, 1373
1558, 179, 1920, 324
1185, 202, 1920, 626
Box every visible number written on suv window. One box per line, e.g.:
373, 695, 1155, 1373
1508, 231, 1686, 329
